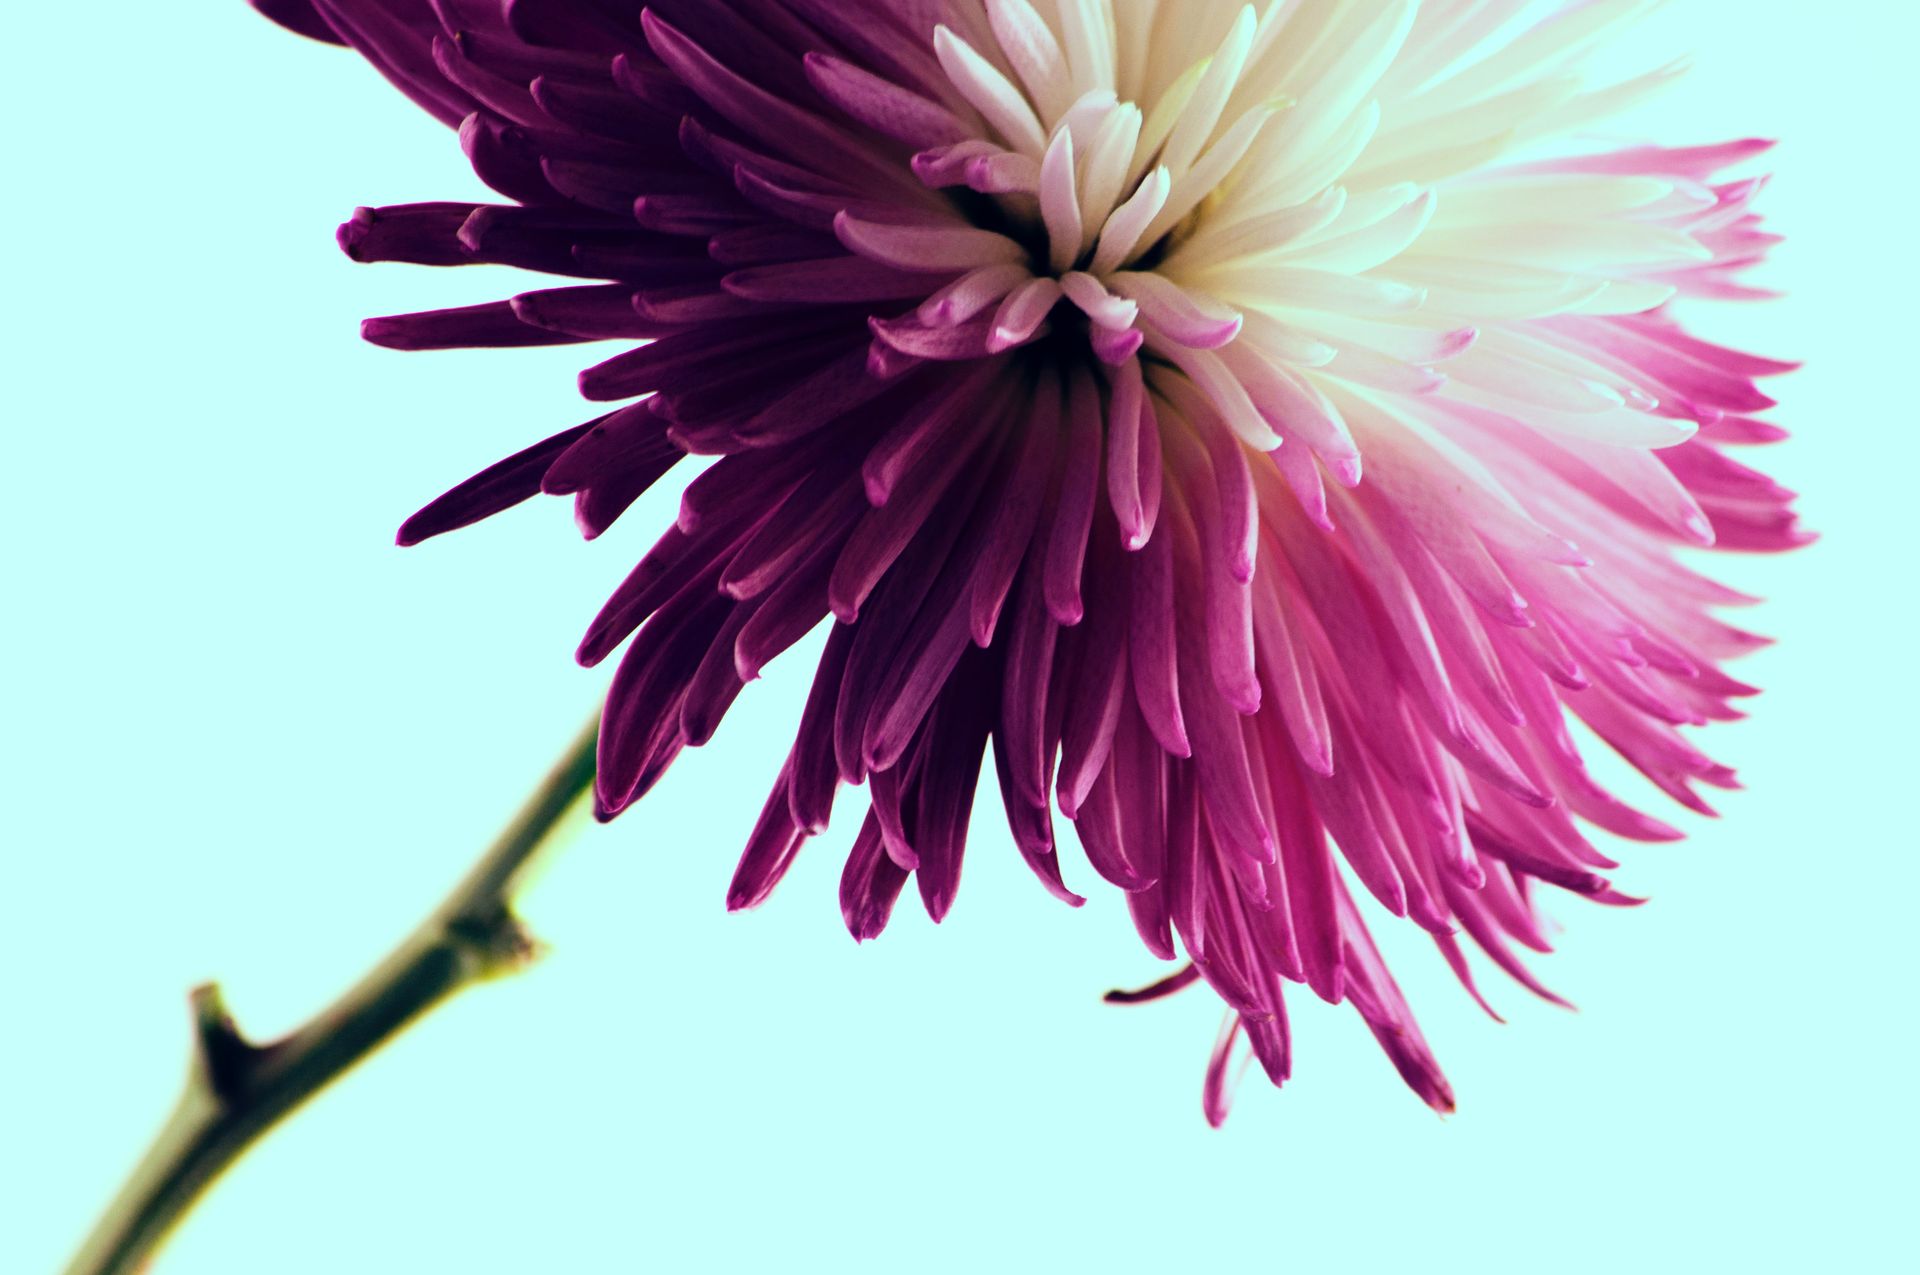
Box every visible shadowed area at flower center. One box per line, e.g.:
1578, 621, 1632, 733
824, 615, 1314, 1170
839, 8, 1283, 402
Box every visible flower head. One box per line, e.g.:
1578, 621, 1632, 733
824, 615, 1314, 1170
259, 0, 1802, 1121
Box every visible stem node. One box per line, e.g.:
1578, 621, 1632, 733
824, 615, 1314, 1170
63, 713, 600, 1275
447, 907, 547, 982
188, 982, 261, 1104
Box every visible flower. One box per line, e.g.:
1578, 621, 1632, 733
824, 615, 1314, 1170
257, 0, 1802, 1122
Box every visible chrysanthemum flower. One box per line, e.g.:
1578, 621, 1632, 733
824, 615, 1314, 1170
257, 0, 1802, 1121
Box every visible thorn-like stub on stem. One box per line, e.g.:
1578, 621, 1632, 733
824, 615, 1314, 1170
189, 983, 261, 1104
445, 907, 546, 983
64, 715, 599, 1275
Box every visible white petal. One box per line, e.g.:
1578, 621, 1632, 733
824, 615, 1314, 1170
1383, 256, 1607, 321
1174, 185, 1347, 270
1233, 99, 1379, 213
1089, 166, 1171, 273
1078, 102, 1144, 247
1040, 128, 1085, 272
1235, 308, 1341, 367
1433, 175, 1677, 226
1212, 266, 1427, 316
985, 0, 1074, 124
1061, 88, 1121, 151
989, 275, 1064, 351
1108, 271, 1242, 347
1407, 0, 1660, 118
1159, 5, 1259, 179
1153, 341, 1283, 450
1418, 220, 1712, 271
1140, 101, 1284, 249
1060, 271, 1139, 330
934, 24, 1048, 157
1056, 0, 1118, 96
1275, 187, 1435, 274
1127, 55, 1209, 189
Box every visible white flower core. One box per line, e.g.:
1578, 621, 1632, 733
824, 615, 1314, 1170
845, 0, 1714, 473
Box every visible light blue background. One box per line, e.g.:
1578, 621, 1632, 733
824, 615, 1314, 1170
4, 4, 1914, 1271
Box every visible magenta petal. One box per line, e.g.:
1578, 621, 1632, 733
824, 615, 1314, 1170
397, 422, 592, 547
839, 812, 909, 942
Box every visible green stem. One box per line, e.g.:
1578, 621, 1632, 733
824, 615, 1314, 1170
63, 714, 602, 1275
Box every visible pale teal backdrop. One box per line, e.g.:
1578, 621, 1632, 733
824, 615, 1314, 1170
4, 4, 1913, 1272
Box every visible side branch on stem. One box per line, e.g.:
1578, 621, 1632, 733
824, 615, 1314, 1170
64, 713, 602, 1275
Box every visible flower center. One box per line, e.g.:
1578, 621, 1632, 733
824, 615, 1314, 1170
911, 4, 1275, 364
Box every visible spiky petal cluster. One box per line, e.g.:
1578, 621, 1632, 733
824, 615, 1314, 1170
257, 0, 1802, 1121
